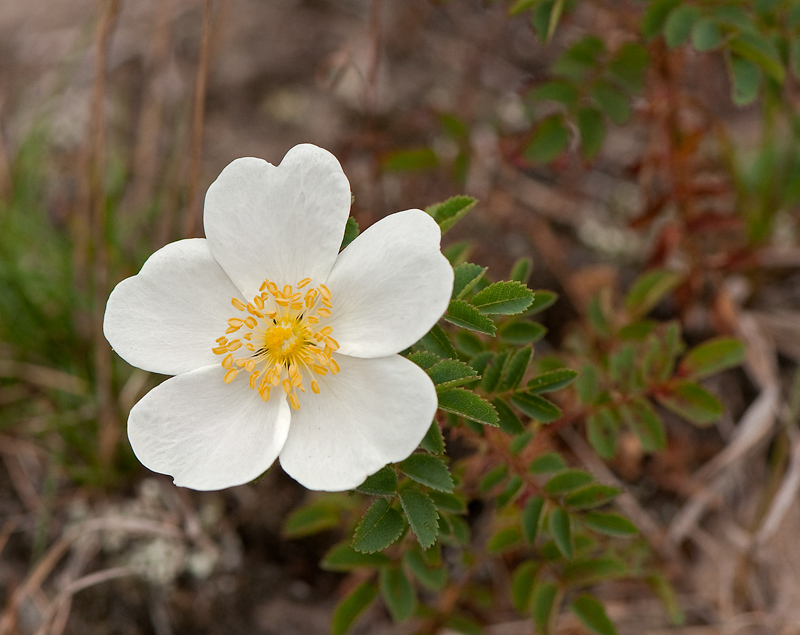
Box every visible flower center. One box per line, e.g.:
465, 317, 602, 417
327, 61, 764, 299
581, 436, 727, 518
212, 277, 339, 410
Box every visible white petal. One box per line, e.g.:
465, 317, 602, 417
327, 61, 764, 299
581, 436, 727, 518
128, 365, 292, 490
323, 209, 453, 358
204, 145, 352, 300
279, 354, 436, 491
104, 239, 245, 376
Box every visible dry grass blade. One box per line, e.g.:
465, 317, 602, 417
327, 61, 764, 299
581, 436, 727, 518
0, 360, 87, 395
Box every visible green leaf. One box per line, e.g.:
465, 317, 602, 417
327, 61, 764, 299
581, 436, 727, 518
553, 35, 604, 80
522, 496, 545, 543
497, 474, 524, 507
455, 331, 484, 356
352, 499, 405, 553
527, 368, 579, 394
511, 561, 540, 611
321, 543, 391, 571
356, 465, 397, 496
619, 398, 666, 452
584, 511, 638, 537
525, 115, 570, 163
472, 281, 534, 315
498, 321, 547, 344
421, 421, 445, 455
331, 581, 378, 635
283, 499, 340, 538
408, 350, 441, 370
679, 337, 745, 379
482, 351, 508, 393
646, 573, 685, 626
656, 381, 723, 426
438, 388, 499, 426
624, 269, 683, 319
549, 507, 573, 558
382, 147, 438, 172
509, 0, 539, 15
607, 43, 649, 92
427, 358, 480, 392
642, 0, 681, 39
691, 17, 723, 51
429, 490, 467, 514
663, 5, 701, 48
340, 216, 359, 251
426, 195, 477, 233
730, 55, 762, 106
586, 410, 617, 459
443, 240, 471, 265
421, 324, 457, 359
510, 392, 562, 423
529, 452, 566, 474
493, 398, 526, 435
545, 469, 594, 496
445, 299, 497, 335
530, 79, 580, 107
591, 80, 631, 125
452, 262, 488, 299
564, 484, 620, 509
563, 556, 627, 586
728, 32, 785, 83
510, 258, 533, 285
401, 454, 454, 493
575, 363, 599, 403
511, 432, 532, 458
487, 526, 523, 553
480, 464, 509, 492
570, 594, 618, 635
403, 548, 447, 591
399, 490, 439, 549
528, 290, 558, 314
532, 581, 561, 634
380, 566, 417, 623
498, 345, 533, 392
577, 106, 606, 159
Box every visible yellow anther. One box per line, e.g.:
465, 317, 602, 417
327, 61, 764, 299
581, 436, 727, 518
231, 298, 246, 311
225, 326, 240, 334
321, 298, 332, 308
288, 393, 300, 410
282, 285, 292, 297
259, 279, 268, 292
267, 282, 278, 295
319, 284, 331, 300
254, 295, 265, 310
267, 369, 280, 386
290, 293, 301, 302
319, 326, 333, 336
304, 289, 317, 307
247, 303, 264, 317
222, 354, 234, 369
258, 376, 269, 393
223, 368, 239, 384
307, 316, 319, 324
317, 308, 331, 318
245, 343, 254, 351
312, 364, 328, 375
311, 380, 320, 394
297, 278, 312, 289
282, 379, 292, 394
324, 336, 339, 350
216, 336, 228, 344
328, 358, 340, 374
244, 333, 252, 340
228, 318, 244, 328
246, 360, 256, 372
259, 386, 271, 402
236, 358, 248, 367
275, 298, 290, 307
267, 311, 278, 319
244, 316, 257, 329
227, 340, 242, 351
290, 302, 303, 310
212, 346, 228, 355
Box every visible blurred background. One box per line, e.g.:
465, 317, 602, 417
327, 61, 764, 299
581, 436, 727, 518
3, 0, 800, 633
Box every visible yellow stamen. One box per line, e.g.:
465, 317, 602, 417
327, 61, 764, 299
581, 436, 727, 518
297, 278, 312, 289
254, 295, 265, 310
232, 298, 246, 311
223, 368, 238, 384
317, 308, 331, 318
288, 393, 300, 410
311, 380, 320, 394
227, 340, 242, 351
319, 284, 331, 300
222, 354, 234, 369
328, 358, 340, 374
282, 378, 292, 394
212, 346, 228, 355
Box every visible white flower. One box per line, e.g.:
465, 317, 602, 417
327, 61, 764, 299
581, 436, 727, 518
104, 144, 454, 492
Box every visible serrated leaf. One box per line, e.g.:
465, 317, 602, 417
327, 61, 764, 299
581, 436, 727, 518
642, 0, 681, 39
545, 469, 594, 496
575, 363, 599, 403
498, 345, 532, 392
480, 463, 509, 492
472, 281, 535, 315
283, 500, 341, 538
532, 581, 560, 634
663, 5, 701, 48
624, 269, 683, 319
522, 496, 545, 543
493, 398, 526, 435
577, 106, 606, 159
586, 411, 617, 459
512, 561, 539, 611
510, 392, 562, 423
352, 499, 405, 553
591, 80, 631, 125
380, 566, 417, 623
570, 594, 618, 635
563, 556, 626, 586
455, 331, 484, 356
426, 195, 477, 233
443, 240, 471, 265
427, 358, 480, 392
510, 430, 533, 455
429, 491, 467, 514
407, 350, 440, 370
488, 526, 523, 553
584, 511, 638, 537
421, 323, 457, 358
340, 216, 359, 251
528, 290, 558, 314
564, 484, 620, 509
399, 490, 439, 549
481, 351, 507, 393
529, 452, 566, 474
656, 381, 723, 426
549, 507, 573, 558
498, 321, 547, 344
679, 337, 745, 379
356, 465, 397, 496
510, 257, 534, 284
331, 581, 378, 635
452, 262, 488, 299
438, 388, 499, 425
401, 454, 454, 493
403, 548, 447, 591
619, 397, 666, 452
445, 299, 497, 335
321, 543, 391, 571
421, 421, 445, 454
527, 368, 579, 394
497, 475, 524, 507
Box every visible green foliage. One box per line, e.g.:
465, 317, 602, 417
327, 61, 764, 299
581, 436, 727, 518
426, 196, 478, 233
452, 262, 488, 299
380, 566, 417, 622
438, 388, 500, 425
445, 299, 497, 335
357, 466, 398, 496
352, 499, 405, 553
321, 543, 391, 571
400, 454, 454, 492
283, 498, 343, 538
331, 581, 378, 635
382, 147, 438, 172
472, 281, 535, 315
656, 380, 724, 426
571, 594, 618, 635
399, 490, 439, 549
340, 216, 359, 251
